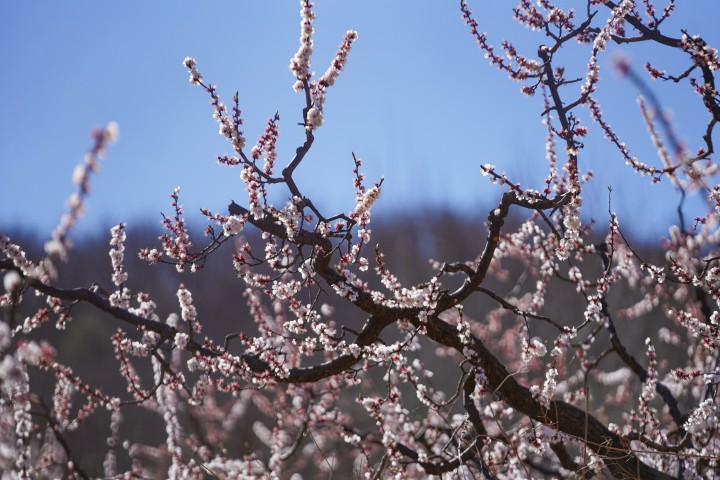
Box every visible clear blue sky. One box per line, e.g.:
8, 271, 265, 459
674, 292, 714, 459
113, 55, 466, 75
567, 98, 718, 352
1, 1, 718, 240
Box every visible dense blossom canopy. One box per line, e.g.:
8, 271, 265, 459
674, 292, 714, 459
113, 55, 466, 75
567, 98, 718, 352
2, 0, 720, 478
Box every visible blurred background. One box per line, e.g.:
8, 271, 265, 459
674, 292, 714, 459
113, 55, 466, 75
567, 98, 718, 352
1, 1, 718, 240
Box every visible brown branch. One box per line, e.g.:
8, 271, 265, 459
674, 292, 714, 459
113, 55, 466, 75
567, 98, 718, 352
595, 245, 687, 431
477, 286, 565, 330
439, 191, 571, 310
35, 398, 91, 480
463, 372, 498, 480
550, 442, 582, 475
419, 313, 675, 480
394, 438, 483, 475
602, 1, 681, 48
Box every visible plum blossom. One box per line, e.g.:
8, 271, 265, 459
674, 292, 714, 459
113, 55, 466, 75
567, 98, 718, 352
183, 57, 203, 84
3, 1, 720, 478
222, 214, 247, 237
109, 223, 127, 286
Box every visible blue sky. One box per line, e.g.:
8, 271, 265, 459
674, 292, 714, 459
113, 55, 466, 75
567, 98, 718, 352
1, 1, 718, 240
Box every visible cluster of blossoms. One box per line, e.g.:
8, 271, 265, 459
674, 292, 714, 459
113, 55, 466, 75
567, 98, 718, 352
251, 113, 280, 175
144, 187, 195, 273
306, 30, 358, 128
287, 0, 357, 129
45, 122, 119, 263
581, 0, 634, 96
681, 33, 720, 72
0, 234, 40, 281
351, 183, 381, 225
289, 0, 315, 87
461, 1, 543, 89
109, 223, 127, 286
183, 57, 246, 152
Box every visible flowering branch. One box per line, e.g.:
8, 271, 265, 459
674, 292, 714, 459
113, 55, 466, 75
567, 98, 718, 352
3, 1, 720, 478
